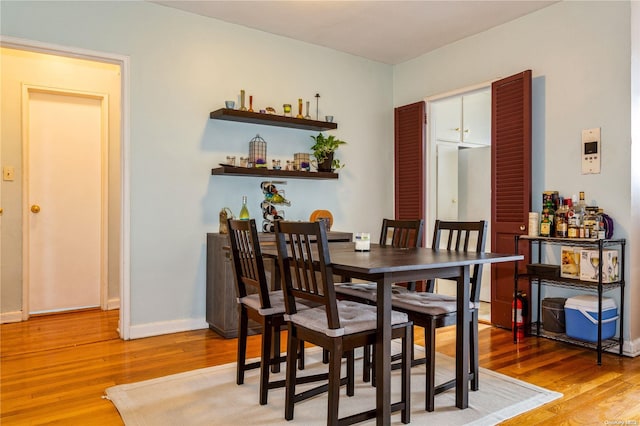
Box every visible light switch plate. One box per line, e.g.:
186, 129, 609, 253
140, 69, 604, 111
581, 128, 601, 174
3, 166, 15, 181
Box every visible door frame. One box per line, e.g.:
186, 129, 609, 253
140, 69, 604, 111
22, 85, 109, 316
2, 36, 131, 339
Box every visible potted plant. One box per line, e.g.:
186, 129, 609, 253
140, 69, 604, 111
310, 133, 347, 172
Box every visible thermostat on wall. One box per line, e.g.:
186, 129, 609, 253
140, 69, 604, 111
581, 127, 601, 174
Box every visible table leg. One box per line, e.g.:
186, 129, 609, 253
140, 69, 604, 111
456, 266, 470, 409
375, 276, 392, 426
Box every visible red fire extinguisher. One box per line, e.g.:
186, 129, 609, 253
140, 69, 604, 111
512, 290, 528, 342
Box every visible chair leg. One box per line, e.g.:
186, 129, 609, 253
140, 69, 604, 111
371, 343, 377, 387
237, 307, 249, 385
259, 320, 273, 405
401, 325, 412, 424
298, 340, 305, 370
470, 313, 479, 391
271, 325, 281, 374
327, 344, 342, 426
425, 322, 436, 412
363, 344, 371, 382
284, 326, 299, 421
346, 350, 355, 396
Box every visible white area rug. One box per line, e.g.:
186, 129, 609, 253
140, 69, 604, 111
105, 346, 561, 425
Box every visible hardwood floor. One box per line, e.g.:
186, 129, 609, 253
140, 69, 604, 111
1, 309, 639, 425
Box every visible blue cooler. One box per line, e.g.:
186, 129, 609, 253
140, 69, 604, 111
564, 295, 618, 342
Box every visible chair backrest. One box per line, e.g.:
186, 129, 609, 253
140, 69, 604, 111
275, 220, 341, 330
227, 218, 273, 309
431, 220, 487, 302
379, 218, 424, 248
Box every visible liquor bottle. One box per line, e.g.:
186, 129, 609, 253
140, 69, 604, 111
540, 200, 555, 237
555, 199, 568, 238
239, 196, 250, 220
583, 206, 598, 238
575, 191, 589, 238
576, 192, 587, 226
567, 198, 579, 238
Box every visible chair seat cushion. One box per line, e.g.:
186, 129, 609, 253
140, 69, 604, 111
391, 292, 479, 316
286, 300, 409, 338
334, 282, 378, 301
334, 282, 417, 302
238, 291, 286, 316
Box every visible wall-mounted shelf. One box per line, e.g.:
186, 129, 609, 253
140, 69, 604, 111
211, 165, 338, 180
210, 108, 338, 131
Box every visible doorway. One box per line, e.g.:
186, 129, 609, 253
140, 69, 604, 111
0, 41, 128, 337
427, 86, 492, 316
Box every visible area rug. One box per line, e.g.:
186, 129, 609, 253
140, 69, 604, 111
105, 346, 561, 426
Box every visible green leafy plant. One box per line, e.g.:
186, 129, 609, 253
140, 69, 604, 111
310, 133, 347, 170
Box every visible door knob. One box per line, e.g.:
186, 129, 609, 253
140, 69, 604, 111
31, 205, 41, 213
520, 224, 526, 231
0, 207, 3, 215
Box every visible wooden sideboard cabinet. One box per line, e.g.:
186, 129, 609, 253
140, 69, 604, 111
206, 231, 353, 338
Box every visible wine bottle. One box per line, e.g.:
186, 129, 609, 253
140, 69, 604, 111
239, 196, 250, 220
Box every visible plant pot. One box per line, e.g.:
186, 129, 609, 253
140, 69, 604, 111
317, 153, 334, 172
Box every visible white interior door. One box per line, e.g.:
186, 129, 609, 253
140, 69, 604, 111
436, 142, 459, 221
26, 88, 105, 314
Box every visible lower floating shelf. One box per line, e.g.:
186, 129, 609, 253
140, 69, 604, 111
211, 165, 338, 180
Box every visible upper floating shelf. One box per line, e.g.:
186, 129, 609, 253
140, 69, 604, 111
210, 108, 338, 131
211, 165, 338, 180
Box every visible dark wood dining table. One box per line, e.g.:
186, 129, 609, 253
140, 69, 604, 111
263, 242, 523, 425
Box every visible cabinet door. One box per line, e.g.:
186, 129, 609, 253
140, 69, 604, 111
432, 96, 462, 142
462, 90, 491, 145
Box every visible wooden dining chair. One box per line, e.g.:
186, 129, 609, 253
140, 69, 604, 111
275, 220, 413, 425
227, 218, 304, 405
333, 218, 424, 381
334, 218, 424, 303
391, 219, 487, 411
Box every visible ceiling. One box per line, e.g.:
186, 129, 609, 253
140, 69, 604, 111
152, 1, 556, 65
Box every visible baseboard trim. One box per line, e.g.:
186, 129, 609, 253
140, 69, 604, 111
621, 337, 640, 357
0, 311, 23, 324
107, 298, 120, 310
128, 317, 208, 340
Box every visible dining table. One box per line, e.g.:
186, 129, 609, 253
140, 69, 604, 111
263, 241, 523, 425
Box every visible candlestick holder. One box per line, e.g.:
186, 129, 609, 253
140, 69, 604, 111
296, 98, 303, 118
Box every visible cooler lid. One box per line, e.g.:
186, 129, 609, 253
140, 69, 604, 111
565, 294, 616, 311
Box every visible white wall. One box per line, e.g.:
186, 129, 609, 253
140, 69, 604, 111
394, 1, 638, 352
0, 1, 394, 334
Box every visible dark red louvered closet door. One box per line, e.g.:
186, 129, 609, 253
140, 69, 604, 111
491, 70, 532, 329
394, 101, 425, 234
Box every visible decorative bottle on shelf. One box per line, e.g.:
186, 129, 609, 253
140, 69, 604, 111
239, 196, 250, 220
539, 199, 555, 237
